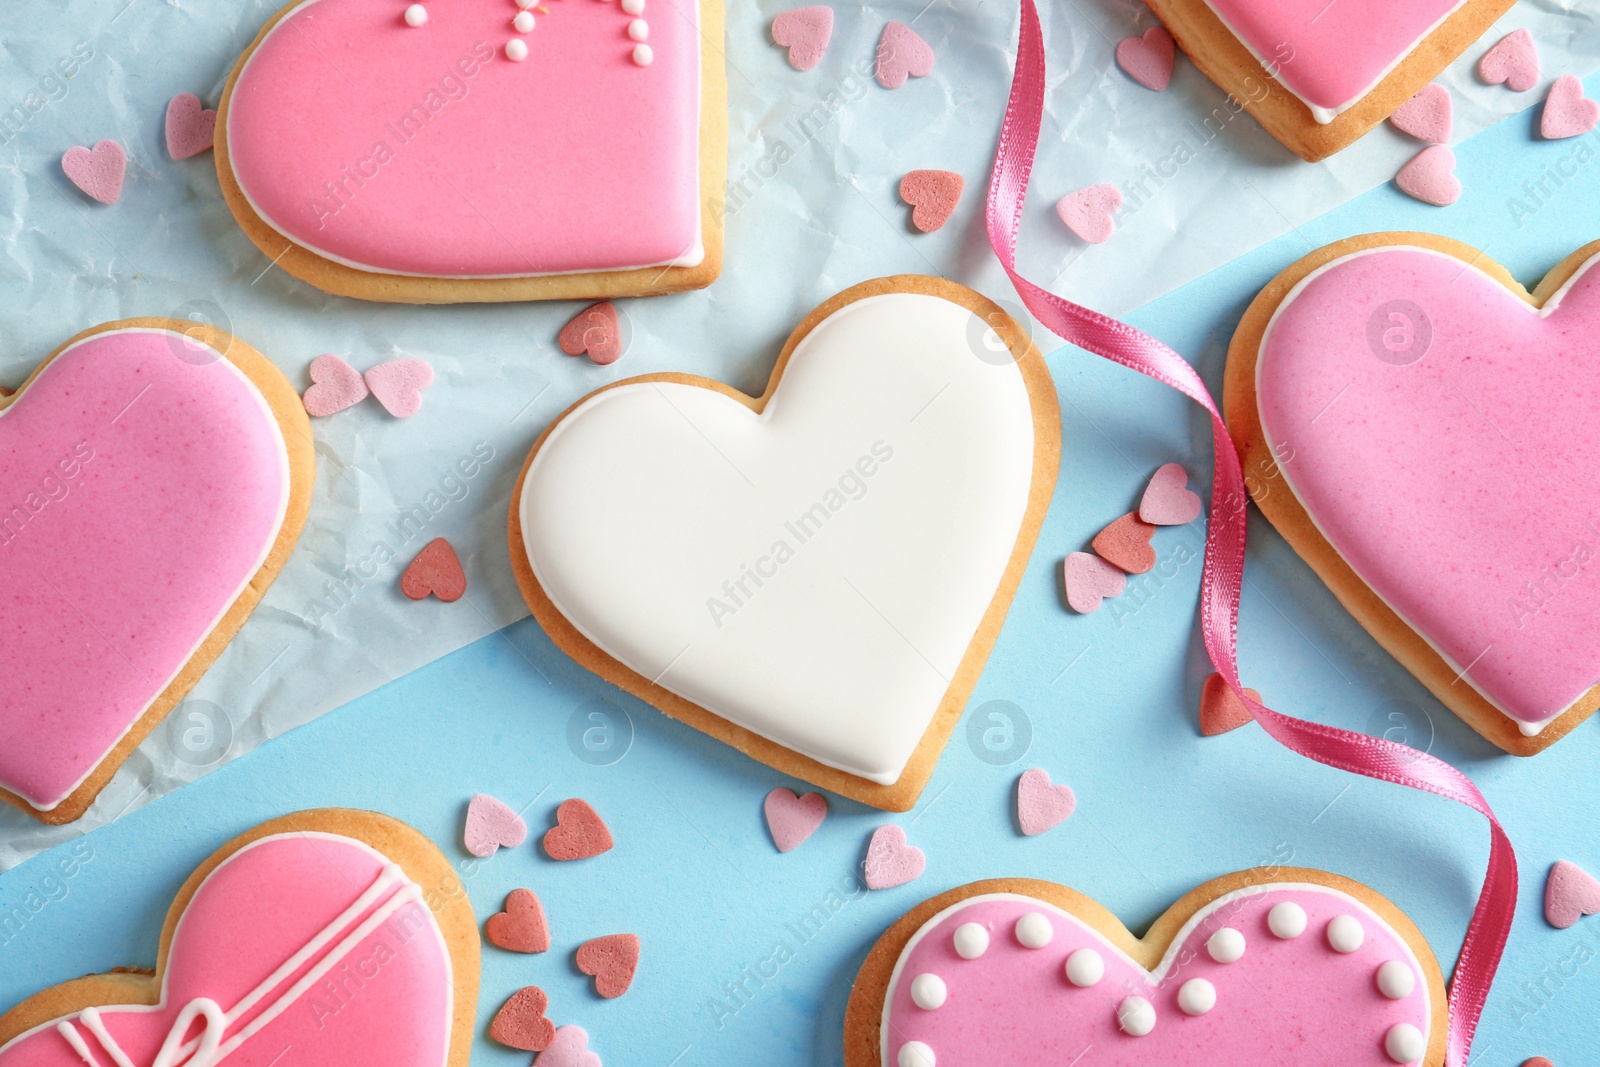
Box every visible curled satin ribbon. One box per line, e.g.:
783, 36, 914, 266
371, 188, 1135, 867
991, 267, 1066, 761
984, 3, 1516, 1064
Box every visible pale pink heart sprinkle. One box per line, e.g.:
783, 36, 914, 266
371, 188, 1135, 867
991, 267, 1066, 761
1056, 184, 1122, 244
763, 787, 827, 853
1115, 26, 1175, 92
1479, 28, 1539, 93
1545, 859, 1600, 929
464, 792, 528, 858
864, 824, 925, 889
1389, 83, 1452, 144
165, 92, 217, 160
875, 21, 934, 90
1016, 768, 1075, 836
1395, 145, 1460, 207
534, 1025, 601, 1067
62, 139, 127, 205
1139, 462, 1201, 525
364, 357, 434, 418
1542, 75, 1600, 140
1062, 551, 1125, 614
301, 353, 369, 417
771, 6, 833, 72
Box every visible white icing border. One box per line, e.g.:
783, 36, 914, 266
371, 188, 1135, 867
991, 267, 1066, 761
879, 885, 1433, 1066
1, 328, 292, 811
1256, 245, 1600, 735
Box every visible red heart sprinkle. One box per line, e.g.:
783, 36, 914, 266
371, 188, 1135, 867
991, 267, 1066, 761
400, 538, 466, 603
899, 170, 964, 233
1091, 512, 1157, 574
489, 986, 556, 1051
576, 933, 641, 999
543, 798, 614, 860
1199, 672, 1261, 736
559, 302, 624, 365
486, 888, 551, 953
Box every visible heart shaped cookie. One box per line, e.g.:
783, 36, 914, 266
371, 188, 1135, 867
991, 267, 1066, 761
0, 809, 478, 1067
1140, 0, 1514, 160
510, 277, 1059, 810
845, 871, 1447, 1067
216, 0, 725, 302
1224, 234, 1600, 754
0, 319, 313, 823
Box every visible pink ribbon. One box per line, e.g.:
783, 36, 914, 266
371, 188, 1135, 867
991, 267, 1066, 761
985, 3, 1516, 1063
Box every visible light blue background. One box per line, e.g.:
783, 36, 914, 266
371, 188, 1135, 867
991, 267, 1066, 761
4, 4, 1600, 1067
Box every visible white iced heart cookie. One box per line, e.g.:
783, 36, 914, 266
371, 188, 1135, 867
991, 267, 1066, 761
510, 277, 1060, 810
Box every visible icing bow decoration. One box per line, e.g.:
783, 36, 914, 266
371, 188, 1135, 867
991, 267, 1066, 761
984, 3, 1516, 1065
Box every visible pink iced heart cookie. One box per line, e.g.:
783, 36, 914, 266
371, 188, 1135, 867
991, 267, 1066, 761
1015, 768, 1074, 836
535, 1026, 601, 1067
1389, 83, 1451, 144
0, 810, 477, 1067
1544, 860, 1600, 929
61, 140, 126, 205
365, 358, 434, 417
875, 21, 934, 90
1395, 145, 1460, 206
302, 352, 368, 416
1115, 26, 1175, 91
1542, 75, 1600, 140
1225, 235, 1600, 752
864, 825, 925, 889
464, 792, 527, 857
1056, 184, 1121, 244
1061, 551, 1126, 614
899, 170, 963, 233
764, 787, 828, 852
772, 6, 833, 72
165, 92, 217, 160
848, 873, 1446, 1067
1479, 29, 1539, 92
1139, 462, 1201, 525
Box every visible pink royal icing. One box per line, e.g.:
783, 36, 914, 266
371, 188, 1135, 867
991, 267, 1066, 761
1203, 0, 1464, 122
882, 888, 1431, 1066
0, 832, 454, 1067
1256, 246, 1600, 731
0, 329, 289, 811
226, 0, 703, 278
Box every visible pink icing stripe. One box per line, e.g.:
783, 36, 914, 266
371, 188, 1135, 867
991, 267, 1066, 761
985, 5, 1515, 1065
0, 329, 289, 810
227, 0, 703, 278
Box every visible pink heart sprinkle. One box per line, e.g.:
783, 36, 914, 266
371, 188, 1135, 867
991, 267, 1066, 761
1139, 462, 1201, 525
1061, 551, 1125, 614
1545, 859, 1600, 929
301, 353, 369, 417
165, 92, 217, 160
763, 787, 827, 853
899, 169, 964, 233
61, 140, 127, 205
364, 358, 434, 418
534, 1025, 601, 1067
1015, 768, 1075, 836
1395, 145, 1460, 207
1542, 75, 1600, 140
864, 824, 925, 890
1389, 83, 1452, 144
771, 6, 833, 72
1115, 26, 1175, 92
875, 21, 934, 90
1056, 184, 1122, 244
464, 792, 528, 858
1479, 28, 1539, 93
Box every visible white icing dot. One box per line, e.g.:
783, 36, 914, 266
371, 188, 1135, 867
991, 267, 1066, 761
513, 11, 535, 32
1116, 996, 1156, 1037
898, 1040, 936, 1067
1376, 960, 1416, 1000
1268, 901, 1307, 939
1064, 948, 1104, 988
1177, 978, 1216, 1016
1384, 1022, 1425, 1064
1326, 914, 1364, 954
952, 922, 989, 960
506, 39, 529, 61
632, 43, 653, 65
621, 0, 646, 13
403, 3, 427, 26
628, 18, 649, 41
1014, 912, 1052, 949
1207, 927, 1245, 963
909, 972, 946, 1010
